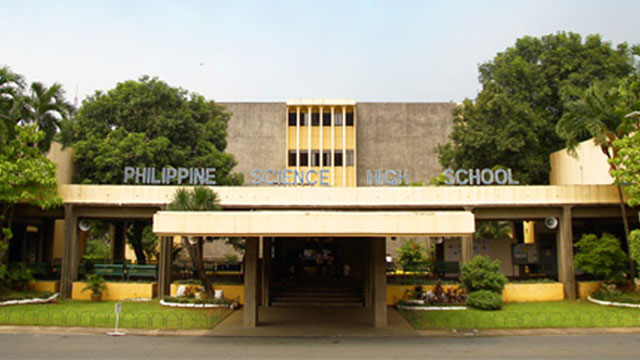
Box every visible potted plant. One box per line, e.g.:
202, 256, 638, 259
82, 274, 107, 302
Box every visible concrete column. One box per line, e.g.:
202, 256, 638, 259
558, 206, 576, 300
307, 107, 312, 167
330, 106, 335, 186
261, 237, 271, 307
342, 106, 347, 186
158, 236, 173, 298
60, 204, 78, 299
353, 106, 357, 185
244, 237, 259, 327
296, 107, 300, 171
364, 238, 372, 309
460, 236, 473, 264
319, 107, 323, 171
371, 237, 387, 328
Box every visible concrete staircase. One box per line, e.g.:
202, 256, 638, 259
270, 285, 364, 306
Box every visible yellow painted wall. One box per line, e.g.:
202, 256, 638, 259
72, 282, 157, 301
502, 283, 564, 302
550, 138, 613, 185
577, 281, 603, 299
46, 142, 74, 185
28, 281, 60, 293
386, 283, 564, 305
169, 283, 244, 304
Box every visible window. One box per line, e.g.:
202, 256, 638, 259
322, 150, 332, 166
322, 112, 331, 126
346, 150, 354, 166
311, 150, 320, 166
288, 150, 297, 166
288, 112, 296, 126
299, 112, 306, 126
346, 112, 354, 126
335, 113, 343, 126
311, 112, 320, 126
334, 151, 343, 166
300, 150, 309, 166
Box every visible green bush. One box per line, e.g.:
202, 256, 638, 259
574, 233, 628, 282
6, 263, 34, 291
396, 238, 432, 272
630, 230, 640, 274
466, 290, 503, 310
459, 255, 507, 293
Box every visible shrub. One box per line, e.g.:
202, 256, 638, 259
6, 263, 34, 291
459, 255, 507, 293
396, 238, 431, 272
574, 233, 628, 282
466, 290, 503, 310
630, 230, 640, 274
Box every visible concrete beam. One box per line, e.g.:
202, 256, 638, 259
244, 237, 259, 327
153, 211, 475, 237
558, 206, 576, 300
474, 207, 562, 220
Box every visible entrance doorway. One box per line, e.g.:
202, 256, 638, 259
268, 237, 367, 306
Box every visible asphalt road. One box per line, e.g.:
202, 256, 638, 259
1, 333, 639, 359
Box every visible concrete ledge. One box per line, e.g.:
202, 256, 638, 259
502, 283, 564, 303
170, 283, 244, 305
72, 282, 157, 301
28, 280, 60, 293
577, 281, 603, 299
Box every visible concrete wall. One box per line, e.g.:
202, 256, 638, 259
46, 142, 74, 185
549, 138, 613, 185
356, 102, 456, 185
221, 102, 286, 185
443, 237, 515, 276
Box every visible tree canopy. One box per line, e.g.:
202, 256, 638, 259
437, 32, 636, 184
60, 76, 243, 185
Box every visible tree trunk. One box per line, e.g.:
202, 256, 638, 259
181, 237, 214, 298
127, 223, 147, 265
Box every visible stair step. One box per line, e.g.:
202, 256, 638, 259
271, 301, 363, 307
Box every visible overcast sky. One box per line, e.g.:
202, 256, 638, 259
2, 0, 639, 104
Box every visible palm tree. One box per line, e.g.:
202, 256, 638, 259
167, 186, 221, 298
556, 77, 640, 279
22, 82, 73, 153
0, 66, 25, 144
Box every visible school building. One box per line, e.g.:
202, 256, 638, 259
8, 99, 637, 328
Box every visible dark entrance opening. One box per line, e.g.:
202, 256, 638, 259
268, 237, 366, 306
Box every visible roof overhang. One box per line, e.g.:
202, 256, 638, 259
152, 210, 475, 237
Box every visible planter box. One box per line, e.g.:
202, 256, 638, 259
28, 280, 60, 293
72, 281, 157, 301
577, 281, 603, 299
386, 284, 460, 306
169, 283, 244, 304
502, 283, 564, 302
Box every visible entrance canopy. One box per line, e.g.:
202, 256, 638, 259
152, 210, 475, 237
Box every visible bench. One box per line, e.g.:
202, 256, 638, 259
127, 264, 158, 280
94, 264, 126, 279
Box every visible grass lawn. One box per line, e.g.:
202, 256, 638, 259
0, 300, 232, 330
399, 300, 640, 330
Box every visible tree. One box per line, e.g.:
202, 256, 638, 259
611, 130, 640, 207
557, 73, 640, 278
59, 76, 243, 186
0, 125, 61, 280
22, 82, 73, 153
60, 76, 243, 263
437, 32, 635, 184
574, 233, 628, 283
167, 187, 222, 298
0, 66, 25, 144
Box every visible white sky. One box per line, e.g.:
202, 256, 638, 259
2, 0, 639, 104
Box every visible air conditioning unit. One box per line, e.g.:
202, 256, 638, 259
544, 217, 558, 230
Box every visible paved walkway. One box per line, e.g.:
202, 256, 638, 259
210, 306, 418, 337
